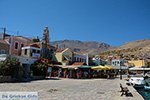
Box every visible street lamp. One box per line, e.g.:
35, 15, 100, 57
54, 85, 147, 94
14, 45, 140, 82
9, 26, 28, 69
120, 65, 122, 80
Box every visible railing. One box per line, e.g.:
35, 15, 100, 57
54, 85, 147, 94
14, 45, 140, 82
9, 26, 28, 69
32, 53, 40, 57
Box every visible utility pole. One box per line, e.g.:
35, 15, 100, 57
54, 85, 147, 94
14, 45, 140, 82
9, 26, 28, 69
3, 28, 6, 40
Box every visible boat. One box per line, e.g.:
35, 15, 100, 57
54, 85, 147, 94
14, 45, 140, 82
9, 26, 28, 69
144, 82, 150, 91
144, 86, 150, 91
129, 77, 146, 88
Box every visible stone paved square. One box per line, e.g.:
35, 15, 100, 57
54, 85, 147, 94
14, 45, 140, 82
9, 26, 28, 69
0, 77, 143, 100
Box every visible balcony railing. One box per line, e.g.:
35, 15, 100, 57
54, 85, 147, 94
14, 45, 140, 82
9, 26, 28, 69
32, 53, 40, 57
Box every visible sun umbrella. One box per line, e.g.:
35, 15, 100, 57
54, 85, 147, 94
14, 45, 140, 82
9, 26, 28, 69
105, 65, 114, 70
91, 65, 108, 70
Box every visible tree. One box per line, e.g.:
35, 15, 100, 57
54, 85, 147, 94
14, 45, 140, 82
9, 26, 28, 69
33, 38, 40, 42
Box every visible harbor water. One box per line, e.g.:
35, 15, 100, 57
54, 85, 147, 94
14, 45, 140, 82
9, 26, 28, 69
136, 78, 150, 100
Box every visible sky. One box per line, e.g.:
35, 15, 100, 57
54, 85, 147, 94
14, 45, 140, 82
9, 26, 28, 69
0, 0, 150, 46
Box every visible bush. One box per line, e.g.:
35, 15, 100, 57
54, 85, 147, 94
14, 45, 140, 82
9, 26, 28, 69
31, 57, 48, 76
0, 57, 23, 77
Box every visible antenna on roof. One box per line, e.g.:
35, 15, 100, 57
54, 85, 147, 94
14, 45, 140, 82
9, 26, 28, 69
3, 28, 6, 40
56, 45, 58, 49
17, 31, 19, 36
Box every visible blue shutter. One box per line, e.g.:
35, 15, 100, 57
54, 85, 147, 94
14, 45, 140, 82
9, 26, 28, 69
43, 48, 45, 54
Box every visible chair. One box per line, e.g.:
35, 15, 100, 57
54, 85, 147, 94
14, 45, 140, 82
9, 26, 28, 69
120, 83, 129, 96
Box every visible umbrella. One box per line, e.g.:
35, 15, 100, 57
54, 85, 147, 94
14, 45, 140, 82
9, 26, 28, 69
91, 65, 108, 70
105, 65, 114, 70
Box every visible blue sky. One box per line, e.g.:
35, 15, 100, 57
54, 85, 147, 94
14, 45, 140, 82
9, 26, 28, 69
0, 0, 150, 46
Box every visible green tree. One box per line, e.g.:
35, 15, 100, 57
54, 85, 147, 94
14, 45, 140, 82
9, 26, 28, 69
33, 38, 40, 42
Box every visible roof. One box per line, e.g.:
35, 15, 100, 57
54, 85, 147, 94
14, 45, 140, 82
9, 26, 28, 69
74, 52, 88, 55
55, 48, 67, 53
23, 44, 40, 48
16, 36, 33, 41
113, 58, 123, 60
78, 66, 94, 69
72, 62, 85, 65
0, 39, 9, 44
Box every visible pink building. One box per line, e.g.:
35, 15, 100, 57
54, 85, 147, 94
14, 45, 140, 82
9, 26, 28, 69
4, 35, 33, 56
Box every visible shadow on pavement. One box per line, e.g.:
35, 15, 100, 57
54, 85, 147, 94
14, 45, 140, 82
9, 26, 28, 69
3, 77, 62, 83
126, 92, 133, 97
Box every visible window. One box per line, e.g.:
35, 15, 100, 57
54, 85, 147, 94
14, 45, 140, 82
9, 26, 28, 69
77, 58, 79, 62
117, 61, 120, 64
1, 49, 5, 54
24, 49, 27, 55
74, 57, 76, 61
15, 42, 18, 49
37, 50, 40, 53
21, 43, 24, 48
113, 62, 115, 65
32, 49, 36, 53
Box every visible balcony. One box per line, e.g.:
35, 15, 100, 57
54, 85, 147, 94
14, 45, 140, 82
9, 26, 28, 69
32, 53, 40, 57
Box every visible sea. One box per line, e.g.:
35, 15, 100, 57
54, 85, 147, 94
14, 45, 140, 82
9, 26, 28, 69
136, 78, 150, 100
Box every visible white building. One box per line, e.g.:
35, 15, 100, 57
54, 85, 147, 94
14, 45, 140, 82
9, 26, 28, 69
73, 52, 89, 65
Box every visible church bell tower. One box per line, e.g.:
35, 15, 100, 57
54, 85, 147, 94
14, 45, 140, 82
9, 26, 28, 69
42, 26, 49, 43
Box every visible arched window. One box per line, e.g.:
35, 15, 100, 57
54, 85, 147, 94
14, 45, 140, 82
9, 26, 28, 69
15, 42, 18, 49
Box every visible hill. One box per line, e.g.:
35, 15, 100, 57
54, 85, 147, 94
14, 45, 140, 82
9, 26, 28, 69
100, 39, 150, 59
51, 40, 116, 56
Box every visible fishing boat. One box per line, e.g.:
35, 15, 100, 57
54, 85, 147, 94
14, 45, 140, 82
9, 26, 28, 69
129, 77, 146, 88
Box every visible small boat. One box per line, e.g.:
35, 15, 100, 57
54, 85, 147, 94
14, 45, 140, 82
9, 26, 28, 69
144, 82, 150, 91
144, 86, 150, 91
129, 77, 146, 88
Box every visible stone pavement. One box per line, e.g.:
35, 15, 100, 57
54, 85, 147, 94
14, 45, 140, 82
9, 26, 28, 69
0, 76, 144, 100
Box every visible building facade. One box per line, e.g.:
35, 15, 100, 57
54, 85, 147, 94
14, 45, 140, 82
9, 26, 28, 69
128, 60, 147, 67
53, 48, 73, 65
112, 59, 124, 66
21, 44, 41, 58
0, 40, 10, 54
73, 52, 89, 65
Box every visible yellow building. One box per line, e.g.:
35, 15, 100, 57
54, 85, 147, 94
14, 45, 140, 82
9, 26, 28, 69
128, 60, 147, 67
53, 48, 73, 65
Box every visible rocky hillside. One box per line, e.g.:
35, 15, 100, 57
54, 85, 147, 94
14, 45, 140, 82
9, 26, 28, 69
51, 40, 116, 56
100, 39, 150, 59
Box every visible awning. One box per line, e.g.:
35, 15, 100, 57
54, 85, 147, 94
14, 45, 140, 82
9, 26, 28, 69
64, 55, 71, 60
66, 65, 81, 69
91, 65, 108, 70
78, 66, 94, 69
105, 65, 114, 70
129, 67, 150, 71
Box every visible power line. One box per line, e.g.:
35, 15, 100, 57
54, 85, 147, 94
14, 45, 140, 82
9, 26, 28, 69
0, 27, 42, 40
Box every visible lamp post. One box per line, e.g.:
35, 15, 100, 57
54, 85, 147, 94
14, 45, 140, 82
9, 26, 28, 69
120, 65, 122, 80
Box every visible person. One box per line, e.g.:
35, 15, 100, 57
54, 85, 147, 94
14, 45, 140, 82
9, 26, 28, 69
146, 82, 149, 86
127, 73, 130, 78
107, 70, 110, 79
30, 70, 33, 79
79, 71, 81, 79
76, 71, 79, 79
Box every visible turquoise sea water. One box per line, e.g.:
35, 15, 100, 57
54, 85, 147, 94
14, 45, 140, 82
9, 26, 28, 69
136, 78, 150, 100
